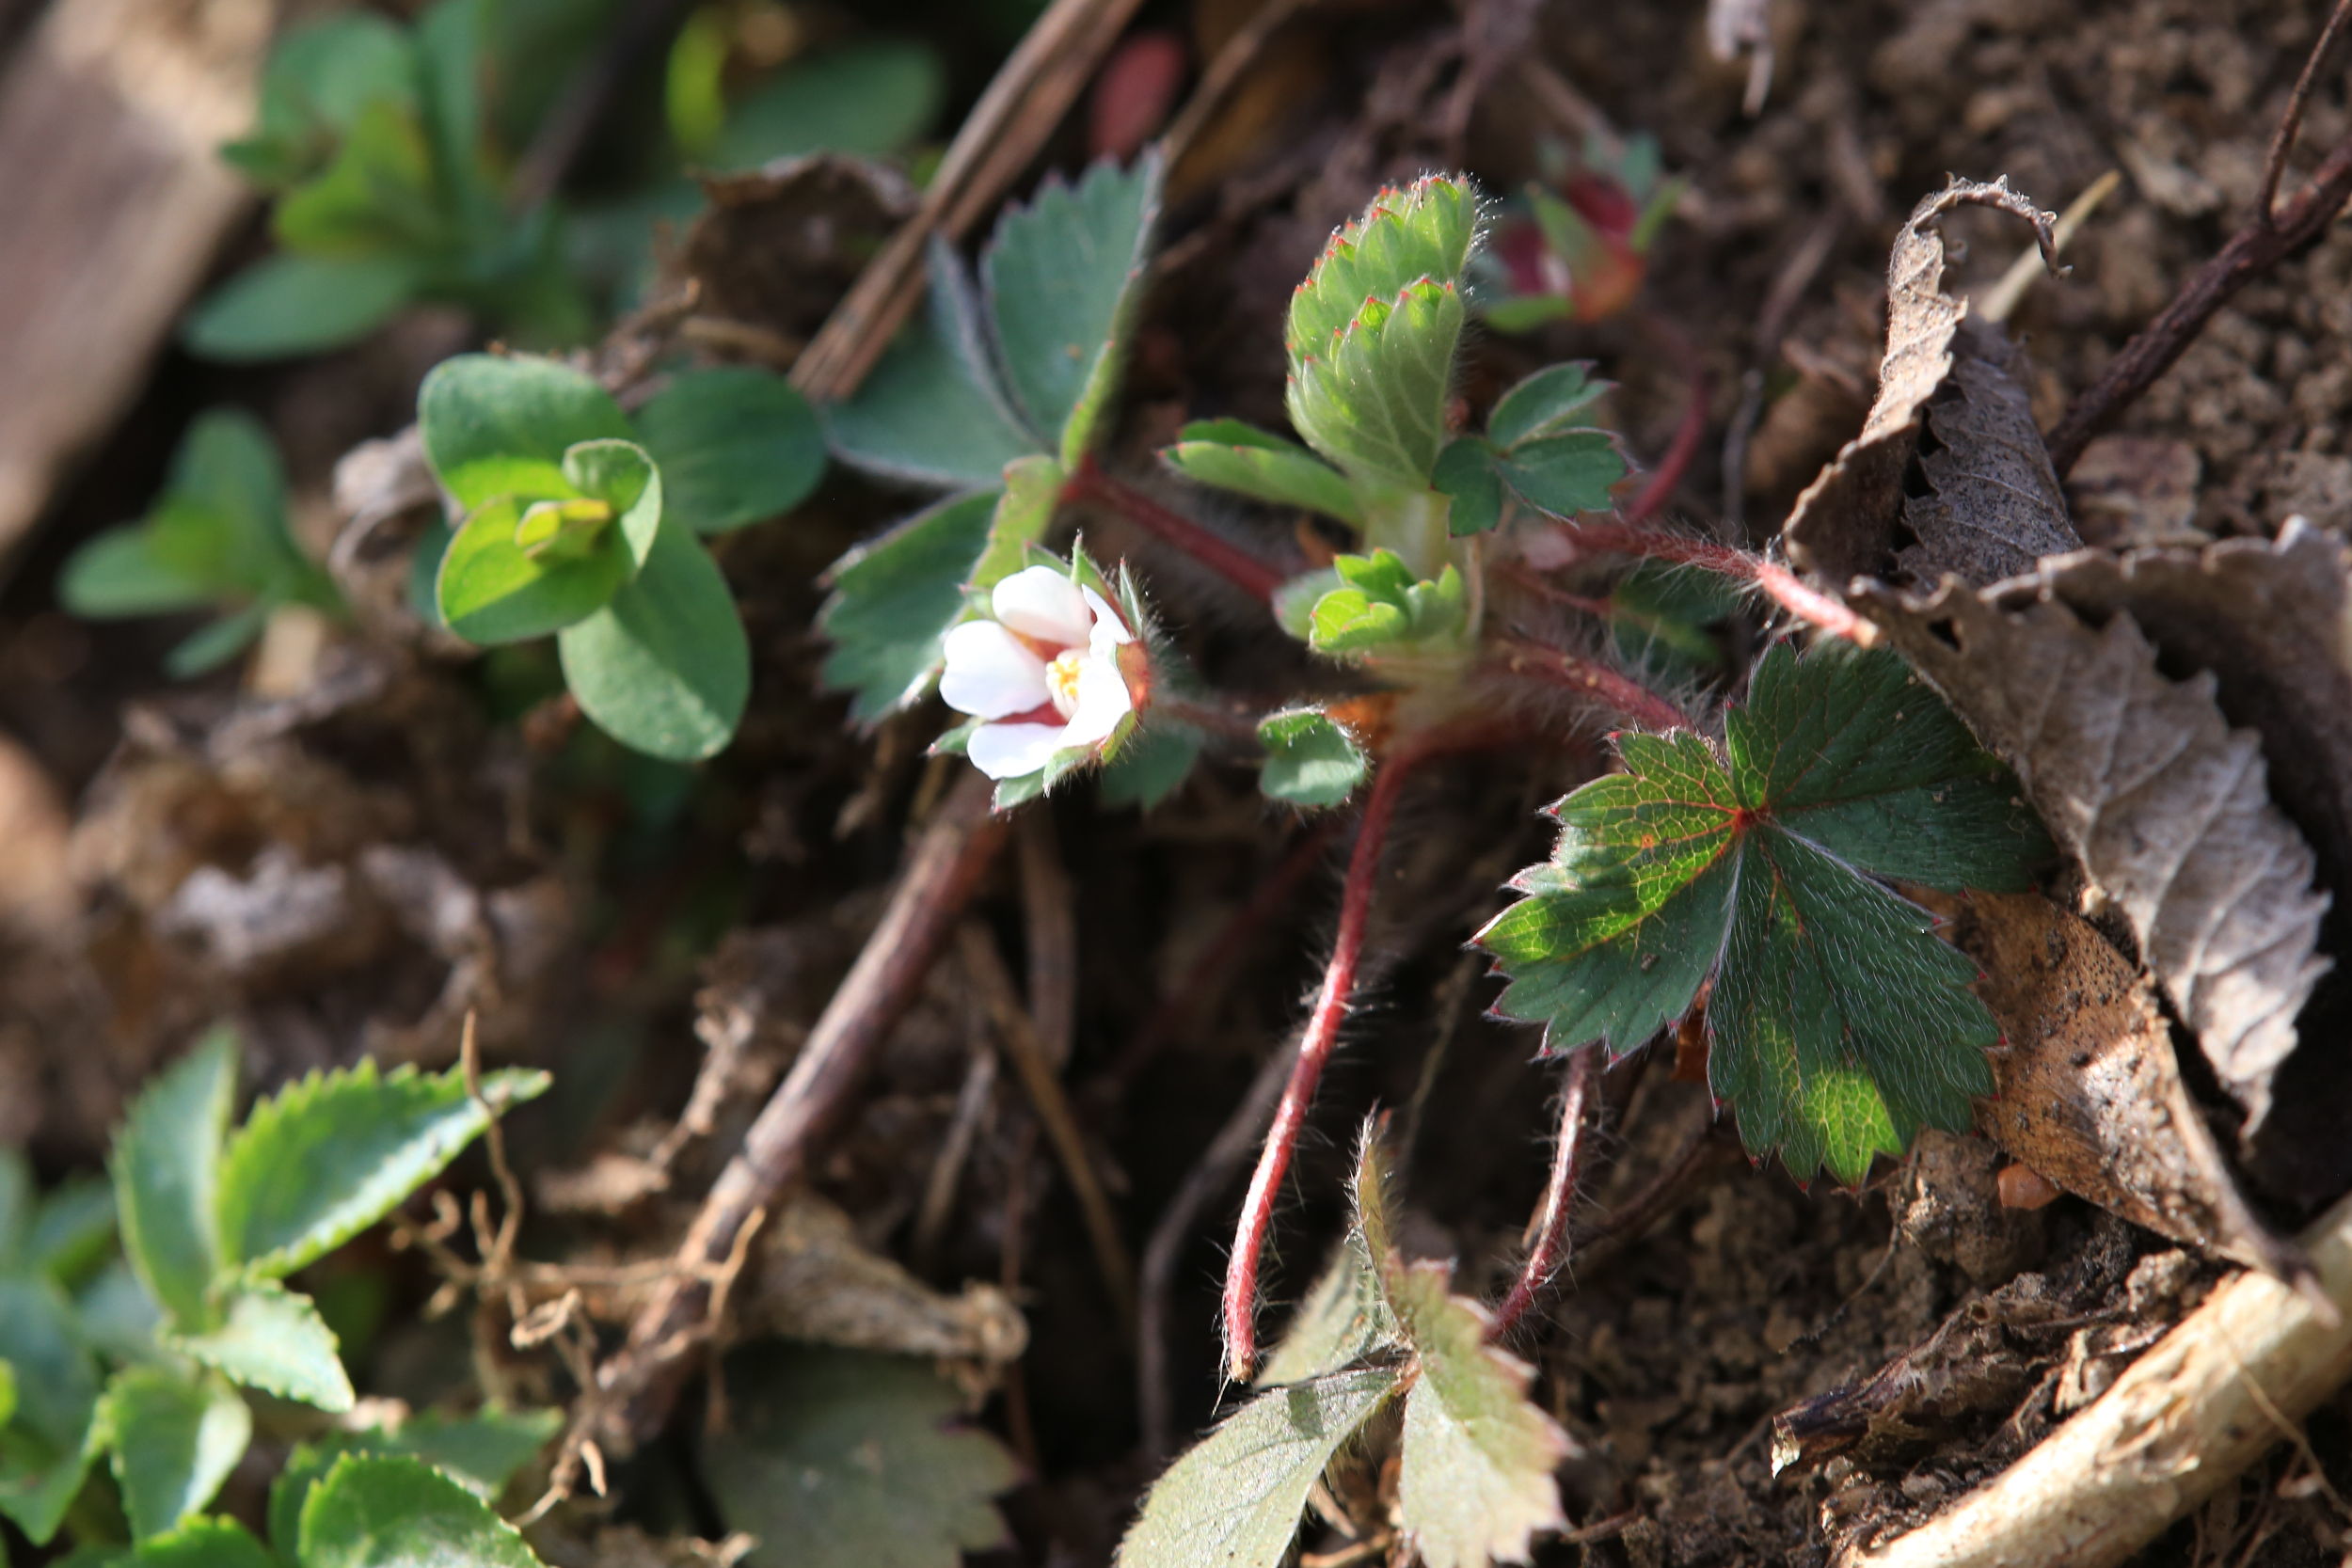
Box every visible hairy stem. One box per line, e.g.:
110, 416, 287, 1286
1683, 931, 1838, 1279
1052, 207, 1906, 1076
1066, 454, 1289, 601
1547, 522, 1876, 643
1221, 744, 1425, 1381
1491, 635, 1692, 733
1487, 1045, 1601, 1341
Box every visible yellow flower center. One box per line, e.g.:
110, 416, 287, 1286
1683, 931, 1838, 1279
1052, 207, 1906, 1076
1045, 649, 1088, 718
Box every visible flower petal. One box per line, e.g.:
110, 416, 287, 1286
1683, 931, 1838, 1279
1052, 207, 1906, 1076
967, 721, 1071, 781
993, 566, 1091, 647
1061, 651, 1135, 750
940, 621, 1049, 719
1082, 585, 1135, 644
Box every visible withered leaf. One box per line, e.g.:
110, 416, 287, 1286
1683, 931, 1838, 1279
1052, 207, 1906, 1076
1896, 320, 2080, 586
1785, 178, 2059, 586
1931, 889, 2299, 1277
1860, 583, 2329, 1135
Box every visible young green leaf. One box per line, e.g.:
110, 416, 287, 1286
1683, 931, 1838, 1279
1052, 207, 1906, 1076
1114, 1367, 1403, 1568
164, 606, 275, 680
1496, 430, 1622, 518
167, 1279, 354, 1413
701, 1346, 1017, 1568
437, 496, 631, 644
1096, 721, 1205, 811
1385, 1267, 1568, 1568
1161, 423, 1361, 526
633, 367, 825, 533
1255, 1233, 1393, 1388
214, 1059, 549, 1280
1258, 710, 1368, 808
224, 11, 418, 186
1486, 363, 1608, 448
983, 151, 1163, 464
111, 1026, 236, 1331
130, 1515, 276, 1568
818, 490, 1001, 722
183, 254, 420, 362
270, 1406, 561, 1547
272, 101, 441, 255
1307, 553, 1464, 656
298, 1454, 545, 1568
418, 355, 632, 512
1287, 277, 1464, 494
712, 39, 943, 168
24, 1179, 115, 1289
556, 524, 750, 761
1476, 640, 2050, 1182
1431, 437, 1502, 537
1285, 176, 1478, 365
823, 242, 1042, 490
98, 1369, 251, 1541
57, 531, 215, 618
0, 1277, 99, 1544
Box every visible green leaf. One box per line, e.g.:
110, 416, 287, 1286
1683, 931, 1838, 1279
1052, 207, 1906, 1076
1286, 276, 1464, 494
1257, 710, 1368, 808
74, 1259, 167, 1367
1114, 1367, 1403, 1568
982, 152, 1163, 464
214, 1059, 549, 1279
164, 607, 273, 679
824, 243, 1042, 489
1431, 437, 1502, 537
1386, 1266, 1567, 1568
273, 100, 441, 256
1285, 175, 1477, 365
182, 254, 417, 362
1307, 552, 1463, 655
270, 1407, 561, 1547
111, 1026, 236, 1330
1486, 363, 1608, 448
418, 355, 632, 513
0, 1362, 15, 1430
1162, 426, 1360, 525
1497, 430, 1624, 518
1477, 641, 2050, 1182
130, 1516, 274, 1568
298, 1454, 545, 1568
633, 367, 825, 533
0, 1277, 98, 1544
1606, 562, 1739, 685
162, 413, 288, 562
556, 524, 749, 761
27, 1180, 117, 1289
713, 40, 943, 167
98, 1369, 250, 1541
1097, 721, 1205, 811
703, 1346, 1017, 1568
816, 489, 998, 723
227, 11, 417, 186
1256, 1234, 1392, 1387
58, 531, 212, 618
167, 1279, 353, 1413
436, 496, 630, 644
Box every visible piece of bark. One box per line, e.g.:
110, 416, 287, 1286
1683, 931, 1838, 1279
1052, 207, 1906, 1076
1932, 889, 2299, 1278
1783, 178, 2058, 586
1860, 583, 2328, 1137
0, 0, 268, 575
1840, 1184, 2352, 1568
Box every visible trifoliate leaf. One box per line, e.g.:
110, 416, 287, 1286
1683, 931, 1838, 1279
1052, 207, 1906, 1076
823, 242, 1041, 490
1486, 363, 1609, 448
556, 522, 749, 761
130, 1515, 275, 1568
0, 1276, 101, 1543
1162, 421, 1360, 526
112, 1026, 236, 1331
818, 490, 1000, 722
1495, 430, 1622, 518
1477, 640, 2049, 1183
214, 1059, 548, 1280
1114, 1366, 1403, 1568
298, 1454, 546, 1568
702, 1346, 1016, 1568
634, 366, 826, 533
167, 1279, 353, 1413
418, 355, 632, 513
97, 1369, 250, 1541
1287, 277, 1464, 495
1257, 710, 1368, 808
1285, 175, 1477, 365
983, 151, 1163, 465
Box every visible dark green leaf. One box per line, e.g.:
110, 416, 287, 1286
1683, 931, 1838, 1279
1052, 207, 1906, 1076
214, 1059, 549, 1279
25, 1179, 114, 1287
98, 1369, 250, 1540
130, 1516, 274, 1568
1431, 437, 1502, 537
1486, 363, 1607, 448
1114, 1367, 1402, 1568
702, 1346, 1016, 1568
418, 355, 633, 511
1257, 710, 1367, 808
634, 367, 825, 533
1477, 641, 2049, 1182
983, 152, 1163, 464
111, 1026, 236, 1330
182, 255, 417, 362
713, 40, 943, 167
1497, 430, 1623, 518
1097, 721, 1204, 811
817, 490, 998, 723
556, 524, 749, 761
0, 1277, 100, 1544
167, 1279, 353, 1413
298, 1454, 544, 1568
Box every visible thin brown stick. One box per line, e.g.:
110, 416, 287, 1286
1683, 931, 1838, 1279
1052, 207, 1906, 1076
1486, 1047, 1600, 1341
790, 0, 1150, 401
1158, 0, 1311, 182
2047, 1, 2352, 474
2261, 0, 2352, 218
960, 922, 1137, 1334
586, 772, 1008, 1461
1018, 812, 1079, 1071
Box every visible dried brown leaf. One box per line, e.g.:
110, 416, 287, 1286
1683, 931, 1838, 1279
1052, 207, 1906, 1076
1896, 320, 2080, 586
1859, 583, 2329, 1135
1785, 178, 2059, 586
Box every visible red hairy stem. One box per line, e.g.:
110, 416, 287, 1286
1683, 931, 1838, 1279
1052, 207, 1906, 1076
1065, 454, 1289, 602
1491, 635, 1692, 733
1220, 735, 1453, 1381
1546, 522, 1876, 644
1487, 1046, 1601, 1341
1625, 314, 1710, 525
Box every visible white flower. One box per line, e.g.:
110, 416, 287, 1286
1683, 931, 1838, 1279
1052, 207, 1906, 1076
940, 564, 1141, 780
